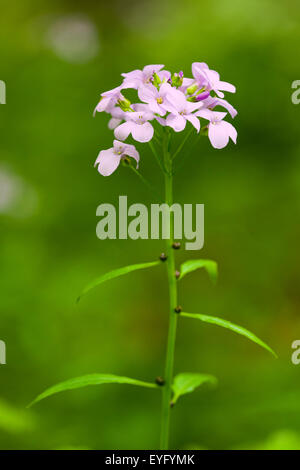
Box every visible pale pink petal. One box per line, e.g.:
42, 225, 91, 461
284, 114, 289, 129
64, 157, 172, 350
114, 121, 133, 141
149, 100, 166, 116
181, 78, 194, 88
132, 103, 151, 113
121, 69, 143, 79
131, 122, 154, 142
218, 81, 236, 94
213, 98, 237, 118
185, 114, 200, 133
143, 64, 164, 76
212, 111, 227, 122
138, 84, 157, 103
166, 87, 187, 110
108, 118, 122, 130
155, 116, 166, 126
208, 122, 229, 149
215, 90, 225, 98
159, 82, 173, 96
95, 149, 121, 176
94, 97, 110, 114
221, 121, 237, 144
166, 114, 186, 132
186, 101, 203, 113
192, 62, 209, 80
158, 70, 171, 82
195, 109, 214, 120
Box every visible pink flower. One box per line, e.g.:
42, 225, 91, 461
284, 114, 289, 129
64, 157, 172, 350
192, 62, 236, 98
107, 107, 126, 130
138, 83, 178, 116
122, 64, 165, 89
196, 109, 237, 149
94, 85, 124, 114
202, 96, 237, 118
114, 110, 154, 143
95, 140, 139, 176
165, 89, 202, 132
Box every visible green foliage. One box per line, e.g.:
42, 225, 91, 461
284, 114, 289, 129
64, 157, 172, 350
77, 261, 160, 302
181, 313, 277, 358
172, 373, 217, 405
28, 374, 158, 408
0, 398, 34, 434
179, 259, 218, 284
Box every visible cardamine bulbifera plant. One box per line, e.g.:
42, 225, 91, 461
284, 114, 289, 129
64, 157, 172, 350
29, 62, 276, 450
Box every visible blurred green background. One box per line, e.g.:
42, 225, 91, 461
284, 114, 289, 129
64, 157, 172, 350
1, 0, 300, 450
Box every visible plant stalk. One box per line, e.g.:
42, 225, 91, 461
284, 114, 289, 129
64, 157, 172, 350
160, 133, 178, 450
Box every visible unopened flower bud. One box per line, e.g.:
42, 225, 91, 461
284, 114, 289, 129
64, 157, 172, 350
174, 305, 182, 314
117, 97, 132, 112
171, 72, 183, 88
151, 72, 161, 89
196, 91, 210, 101
160, 253, 168, 262
186, 83, 198, 95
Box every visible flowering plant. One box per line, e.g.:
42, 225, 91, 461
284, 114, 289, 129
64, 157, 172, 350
29, 63, 276, 450
94, 62, 237, 176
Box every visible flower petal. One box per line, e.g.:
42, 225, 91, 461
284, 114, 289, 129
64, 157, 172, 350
215, 98, 237, 118
138, 84, 157, 102
143, 64, 164, 76
108, 118, 122, 130
218, 81, 236, 94
186, 114, 200, 133
195, 109, 214, 121
221, 121, 237, 144
155, 116, 166, 126
95, 149, 121, 176
114, 121, 133, 141
208, 122, 229, 149
166, 113, 186, 132
149, 100, 166, 116
131, 122, 154, 142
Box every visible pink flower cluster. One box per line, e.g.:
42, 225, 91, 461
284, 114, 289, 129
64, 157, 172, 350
94, 63, 237, 176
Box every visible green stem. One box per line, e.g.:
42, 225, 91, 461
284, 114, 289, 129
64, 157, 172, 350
160, 132, 178, 450
129, 165, 160, 199
149, 141, 166, 173
171, 126, 193, 162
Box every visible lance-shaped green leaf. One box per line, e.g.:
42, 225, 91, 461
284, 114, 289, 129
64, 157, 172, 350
181, 313, 277, 358
172, 373, 217, 405
77, 260, 160, 302
179, 259, 218, 284
28, 374, 158, 408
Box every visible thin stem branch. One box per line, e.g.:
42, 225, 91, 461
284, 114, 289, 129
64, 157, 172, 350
160, 132, 178, 450
171, 126, 194, 162
129, 165, 161, 199
173, 132, 202, 175
148, 141, 166, 174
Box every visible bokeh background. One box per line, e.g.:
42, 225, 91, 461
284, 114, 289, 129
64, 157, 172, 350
0, 0, 300, 450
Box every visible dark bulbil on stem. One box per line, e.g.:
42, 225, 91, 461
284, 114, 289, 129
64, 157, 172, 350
174, 306, 182, 314
172, 242, 181, 250
159, 253, 168, 262
175, 270, 180, 279
155, 376, 165, 386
